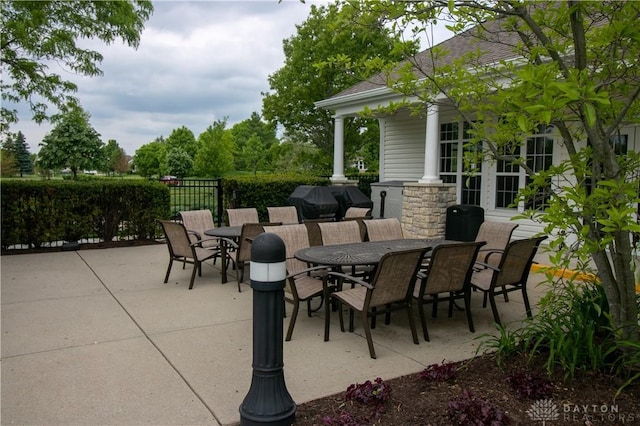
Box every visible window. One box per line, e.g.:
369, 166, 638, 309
494, 125, 555, 210
439, 121, 482, 206
461, 122, 482, 205
524, 126, 554, 210
439, 122, 459, 183
495, 143, 521, 208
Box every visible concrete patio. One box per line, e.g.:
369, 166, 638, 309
1, 243, 550, 425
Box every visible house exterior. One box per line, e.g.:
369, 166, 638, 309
315, 20, 640, 240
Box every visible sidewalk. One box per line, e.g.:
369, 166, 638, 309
1, 244, 550, 425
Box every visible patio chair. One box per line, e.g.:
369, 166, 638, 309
158, 220, 220, 290
344, 207, 372, 219
364, 218, 404, 241
264, 224, 332, 341
470, 236, 547, 325
474, 221, 519, 267
302, 218, 335, 247
179, 210, 222, 263
318, 220, 362, 245
222, 222, 281, 292
267, 206, 299, 224
318, 220, 372, 278
226, 208, 259, 226
413, 241, 485, 341
324, 248, 426, 359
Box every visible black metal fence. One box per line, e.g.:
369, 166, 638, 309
164, 178, 224, 226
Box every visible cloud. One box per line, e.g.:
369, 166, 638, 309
11, 1, 453, 157
14, 0, 318, 155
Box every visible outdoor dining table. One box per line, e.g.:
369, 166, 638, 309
294, 238, 454, 268
204, 226, 242, 284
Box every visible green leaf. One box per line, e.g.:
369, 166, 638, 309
583, 103, 596, 127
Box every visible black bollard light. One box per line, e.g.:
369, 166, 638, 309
239, 232, 296, 426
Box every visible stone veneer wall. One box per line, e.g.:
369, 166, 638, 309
401, 183, 456, 239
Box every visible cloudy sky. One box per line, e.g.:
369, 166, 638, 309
13, 0, 452, 157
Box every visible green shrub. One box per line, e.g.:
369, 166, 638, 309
480, 277, 615, 379
222, 173, 329, 223
1, 180, 170, 248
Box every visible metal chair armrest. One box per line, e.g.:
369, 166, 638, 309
326, 271, 374, 289
287, 265, 330, 279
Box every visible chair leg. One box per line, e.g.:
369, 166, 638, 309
285, 300, 300, 341
362, 310, 376, 359
189, 262, 199, 290
418, 298, 430, 342
164, 259, 174, 283
521, 285, 532, 318
503, 287, 509, 302
324, 294, 331, 342
236, 261, 244, 293
488, 292, 502, 326
464, 290, 475, 333
407, 304, 419, 345
337, 302, 346, 332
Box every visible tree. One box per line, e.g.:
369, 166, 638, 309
0, 0, 153, 133
101, 139, 128, 175
165, 148, 193, 178
262, 3, 417, 165
165, 126, 197, 175
242, 134, 266, 176
231, 112, 278, 171
0, 149, 18, 176
348, 1, 640, 341
2, 131, 32, 176
37, 107, 104, 179
133, 138, 166, 178
193, 119, 235, 177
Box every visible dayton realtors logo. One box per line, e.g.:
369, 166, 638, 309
527, 399, 636, 424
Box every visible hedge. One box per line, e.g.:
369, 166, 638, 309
1, 180, 171, 249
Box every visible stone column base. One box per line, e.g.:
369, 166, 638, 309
401, 183, 456, 239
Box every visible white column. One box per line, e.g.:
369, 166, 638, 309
419, 104, 442, 183
331, 115, 347, 182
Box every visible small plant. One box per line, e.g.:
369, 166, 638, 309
505, 372, 554, 399
419, 360, 457, 382
448, 389, 510, 425
344, 377, 391, 406
322, 378, 392, 424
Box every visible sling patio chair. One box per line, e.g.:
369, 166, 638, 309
226, 208, 259, 226
267, 206, 300, 224
324, 247, 427, 359
363, 217, 405, 241
179, 209, 222, 263
317, 220, 372, 279
470, 236, 547, 325
343, 207, 372, 219
220, 222, 281, 292
474, 221, 519, 267
413, 241, 485, 341
158, 220, 220, 290
264, 224, 332, 341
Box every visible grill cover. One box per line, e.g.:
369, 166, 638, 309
329, 186, 373, 219
286, 186, 339, 221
